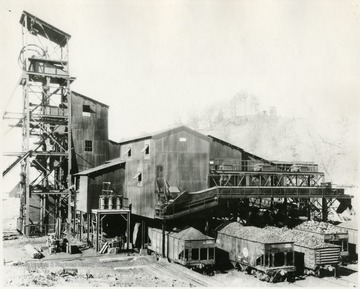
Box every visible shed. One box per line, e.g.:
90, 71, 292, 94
75, 158, 125, 213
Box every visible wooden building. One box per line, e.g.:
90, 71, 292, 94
75, 125, 269, 219
118, 126, 211, 218
71, 91, 117, 174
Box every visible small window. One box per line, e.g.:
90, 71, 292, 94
82, 105, 92, 117
124, 147, 132, 157
133, 172, 142, 186
141, 144, 149, 155
179, 137, 187, 142
85, 140, 92, 152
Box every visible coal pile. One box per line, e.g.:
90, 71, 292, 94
264, 226, 337, 249
172, 227, 213, 240
295, 221, 348, 234
219, 223, 292, 244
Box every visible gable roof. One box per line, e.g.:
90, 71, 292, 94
72, 91, 109, 108
75, 158, 125, 176
20, 11, 70, 47
118, 125, 211, 145
208, 135, 274, 164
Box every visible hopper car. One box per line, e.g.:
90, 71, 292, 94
216, 223, 296, 282
147, 227, 216, 275
293, 227, 349, 261
293, 242, 340, 277
264, 226, 342, 277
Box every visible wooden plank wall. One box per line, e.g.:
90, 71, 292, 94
71, 93, 109, 173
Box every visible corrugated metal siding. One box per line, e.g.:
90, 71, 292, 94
108, 141, 121, 160
76, 167, 125, 212
77, 176, 88, 212
120, 139, 156, 218
71, 93, 109, 173
155, 130, 210, 193
119, 129, 210, 219
209, 139, 242, 170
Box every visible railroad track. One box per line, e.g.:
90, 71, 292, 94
144, 261, 220, 287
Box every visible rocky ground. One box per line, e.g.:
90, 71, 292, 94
2, 232, 358, 287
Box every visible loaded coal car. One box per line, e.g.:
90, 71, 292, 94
265, 226, 341, 277
148, 227, 216, 275
216, 222, 296, 282
295, 221, 349, 261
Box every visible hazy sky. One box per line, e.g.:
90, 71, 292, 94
1, 0, 359, 143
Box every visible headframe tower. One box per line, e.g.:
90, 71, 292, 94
6, 11, 75, 235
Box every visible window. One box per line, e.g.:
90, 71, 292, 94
209, 247, 214, 260
82, 105, 92, 117
200, 248, 207, 260
185, 249, 189, 261
85, 140, 92, 152
124, 147, 132, 157
141, 144, 150, 155
133, 172, 142, 186
192, 248, 199, 260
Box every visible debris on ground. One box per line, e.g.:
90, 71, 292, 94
24, 244, 44, 259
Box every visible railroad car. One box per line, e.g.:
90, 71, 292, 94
147, 227, 216, 275
294, 221, 349, 261
264, 227, 341, 277
293, 242, 340, 277
216, 223, 296, 282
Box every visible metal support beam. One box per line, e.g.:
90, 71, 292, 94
162, 221, 166, 257
322, 197, 328, 221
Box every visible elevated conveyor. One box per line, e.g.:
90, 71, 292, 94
156, 185, 352, 220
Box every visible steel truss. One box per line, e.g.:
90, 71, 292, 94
8, 12, 74, 236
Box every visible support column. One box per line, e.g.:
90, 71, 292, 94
322, 198, 328, 221
126, 211, 130, 250
162, 221, 166, 257
79, 211, 83, 240
87, 212, 90, 244
243, 198, 250, 224
141, 220, 145, 249
283, 198, 288, 225
96, 212, 100, 251
25, 74, 30, 236
304, 199, 311, 220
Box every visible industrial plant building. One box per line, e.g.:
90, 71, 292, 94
2, 11, 354, 259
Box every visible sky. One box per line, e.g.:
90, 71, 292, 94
1, 0, 359, 190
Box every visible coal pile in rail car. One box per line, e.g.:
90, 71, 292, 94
216, 222, 296, 282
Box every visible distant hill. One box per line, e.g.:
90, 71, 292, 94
184, 94, 358, 187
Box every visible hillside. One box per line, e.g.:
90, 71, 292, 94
185, 94, 358, 187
